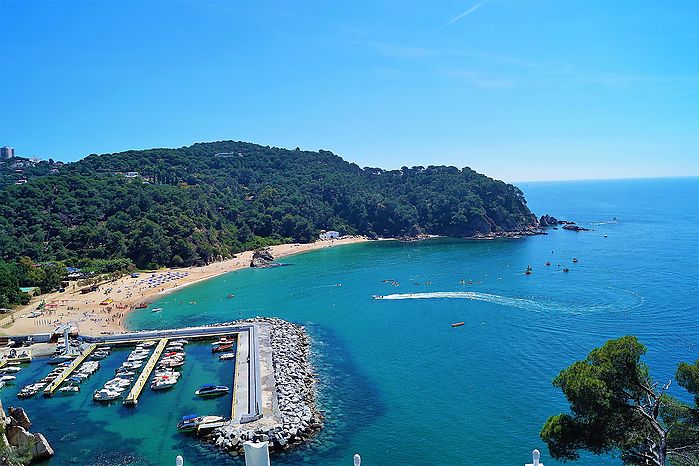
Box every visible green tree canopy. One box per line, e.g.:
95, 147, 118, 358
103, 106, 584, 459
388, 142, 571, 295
0, 140, 538, 270
541, 336, 699, 466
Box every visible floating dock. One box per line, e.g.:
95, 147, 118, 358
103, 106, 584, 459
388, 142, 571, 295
44, 344, 97, 396
123, 338, 168, 406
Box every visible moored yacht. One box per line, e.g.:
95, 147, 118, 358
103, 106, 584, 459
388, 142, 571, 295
195, 384, 229, 398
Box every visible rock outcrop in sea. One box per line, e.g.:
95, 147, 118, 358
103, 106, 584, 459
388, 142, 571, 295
208, 318, 322, 454
250, 249, 278, 268
539, 214, 559, 227
0, 401, 54, 464
562, 224, 591, 231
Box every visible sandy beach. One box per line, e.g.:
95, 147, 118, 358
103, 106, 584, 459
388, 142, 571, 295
0, 236, 370, 337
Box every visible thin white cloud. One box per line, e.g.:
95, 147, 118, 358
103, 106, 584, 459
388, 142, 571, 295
433, 1, 488, 34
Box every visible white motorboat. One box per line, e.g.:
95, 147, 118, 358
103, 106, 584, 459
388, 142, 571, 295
195, 385, 229, 397
0, 375, 16, 384
1, 366, 22, 373
105, 378, 131, 389
211, 337, 235, 346
219, 353, 235, 361
121, 361, 143, 370
151, 377, 178, 390
158, 359, 184, 368
177, 414, 224, 432
93, 389, 121, 401
57, 384, 80, 395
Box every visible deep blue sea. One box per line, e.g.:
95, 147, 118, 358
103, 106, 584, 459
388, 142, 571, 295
4, 177, 698, 465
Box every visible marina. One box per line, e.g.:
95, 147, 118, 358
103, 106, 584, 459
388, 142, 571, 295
6, 321, 271, 428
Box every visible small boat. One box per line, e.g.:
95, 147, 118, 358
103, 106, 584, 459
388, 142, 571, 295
92, 350, 110, 357
135, 303, 149, 309
572, 258, 579, 263
171, 339, 188, 345
17, 388, 38, 399
57, 384, 80, 395
177, 414, 224, 432
563, 268, 570, 273
1, 366, 22, 373
105, 378, 131, 389
219, 353, 235, 361
122, 361, 144, 369
212, 344, 233, 353
127, 353, 150, 361
151, 378, 178, 390
48, 355, 77, 365
451, 322, 465, 328
372, 295, 384, 300
0, 375, 16, 384
158, 359, 185, 368
545, 261, 551, 266
93, 388, 121, 401
151, 308, 163, 313
195, 385, 229, 398
211, 337, 235, 346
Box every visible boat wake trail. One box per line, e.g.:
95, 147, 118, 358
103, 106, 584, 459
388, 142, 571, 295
378, 292, 547, 311
375, 290, 643, 314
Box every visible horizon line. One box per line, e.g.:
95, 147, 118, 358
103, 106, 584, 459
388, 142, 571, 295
510, 174, 699, 184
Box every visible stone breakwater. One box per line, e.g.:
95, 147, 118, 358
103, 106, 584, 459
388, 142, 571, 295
209, 317, 323, 453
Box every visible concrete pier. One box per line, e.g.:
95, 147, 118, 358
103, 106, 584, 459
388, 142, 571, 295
232, 331, 249, 420
43, 343, 97, 396
123, 338, 168, 406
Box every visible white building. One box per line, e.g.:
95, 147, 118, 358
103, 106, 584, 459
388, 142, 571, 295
319, 230, 340, 240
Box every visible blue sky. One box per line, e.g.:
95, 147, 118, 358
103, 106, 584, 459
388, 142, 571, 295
1, 0, 697, 181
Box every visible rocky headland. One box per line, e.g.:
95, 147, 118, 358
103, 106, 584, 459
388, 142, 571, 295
0, 401, 53, 465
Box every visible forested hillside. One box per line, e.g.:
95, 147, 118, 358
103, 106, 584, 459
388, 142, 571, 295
0, 141, 537, 273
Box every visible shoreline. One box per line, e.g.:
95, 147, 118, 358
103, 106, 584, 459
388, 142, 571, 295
0, 236, 372, 338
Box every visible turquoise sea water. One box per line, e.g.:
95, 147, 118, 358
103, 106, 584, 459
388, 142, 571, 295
4, 177, 698, 465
